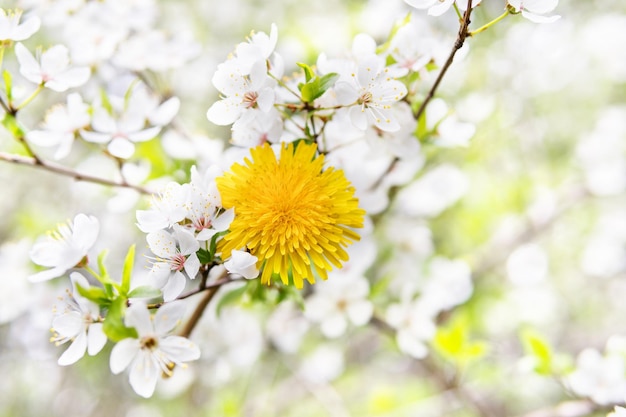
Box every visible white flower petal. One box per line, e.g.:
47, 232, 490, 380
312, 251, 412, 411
149, 97, 180, 126
15, 43, 42, 85
174, 227, 200, 255
87, 323, 107, 356
159, 336, 201, 362
108, 137, 136, 159
11, 16, 41, 41
224, 250, 259, 279
129, 350, 159, 398
349, 106, 368, 130
206, 98, 241, 126
110, 338, 139, 374
125, 304, 154, 336
320, 314, 348, 338
397, 330, 429, 358
28, 265, 67, 282
183, 253, 200, 279
127, 126, 161, 143
213, 208, 235, 232
52, 311, 82, 337
148, 262, 171, 289
147, 229, 178, 258
72, 214, 99, 253
521, 10, 560, 23
46, 67, 91, 92
346, 300, 374, 326
162, 272, 186, 302
136, 210, 169, 233
58, 330, 87, 366
80, 130, 113, 144
154, 302, 185, 335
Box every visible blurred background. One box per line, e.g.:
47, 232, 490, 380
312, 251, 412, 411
2, 0, 626, 416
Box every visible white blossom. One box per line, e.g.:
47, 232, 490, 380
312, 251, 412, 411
136, 182, 189, 233
224, 250, 259, 280
207, 59, 276, 126
0, 8, 40, 41
334, 55, 407, 132
386, 298, 437, 359
404, 0, 482, 17
567, 348, 626, 406
304, 273, 373, 338
508, 0, 560, 24
27, 93, 90, 160
51, 273, 107, 365
146, 227, 200, 302
80, 105, 161, 160
183, 165, 233, 241
15, 43, 90, 92
29, 214, 99, 282
110, 302, 200, 398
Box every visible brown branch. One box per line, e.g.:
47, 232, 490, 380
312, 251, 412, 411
178, 269, 232, 338
414, 0, 474, 122
178, 285, 219, 338
0, 151, 152, 194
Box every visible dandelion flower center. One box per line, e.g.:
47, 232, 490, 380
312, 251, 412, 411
216, 142, 365, 288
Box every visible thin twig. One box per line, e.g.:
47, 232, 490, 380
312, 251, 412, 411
0, 151, 152, 194
414, 0, 474, 122
368, 1, 475, 193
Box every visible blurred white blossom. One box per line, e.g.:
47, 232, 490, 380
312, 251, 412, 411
0, 8, 40, 41
15, 43, 90, 92
29, 214, 99, 282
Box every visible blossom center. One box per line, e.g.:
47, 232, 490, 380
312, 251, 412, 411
358, 91, 373, 108
140, 335, 159, 351
170, 254, 186, 271
243, 91, 258, 108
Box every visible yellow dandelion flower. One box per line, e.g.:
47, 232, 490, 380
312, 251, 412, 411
216, 142, 365, 289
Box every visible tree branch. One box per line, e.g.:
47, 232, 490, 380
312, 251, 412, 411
178, 269, 232, 338
414, 0, 474, 121
0, 151, 152, 194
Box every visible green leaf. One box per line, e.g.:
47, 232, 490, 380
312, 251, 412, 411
197, 247, 212, 264
75, 283, 111, 306
216, 283, 249, 317
433, 314, 487, 366
96, 249, 119, 297
209, 230, 229, 260
317, 72, 340, 96
1, 113, 24, 138
300, 73, 339, 103
297, 62, 315, 82
520, 328, 553, 375
99, 88, 113, 114
103, 297, 138, 342
3, 69, 12, 102
127, 285, 162, 299
120, 245, 135, 296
